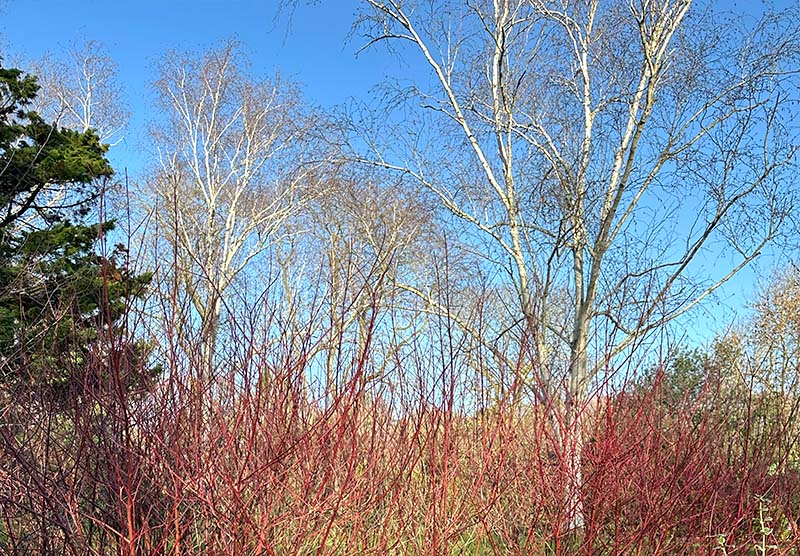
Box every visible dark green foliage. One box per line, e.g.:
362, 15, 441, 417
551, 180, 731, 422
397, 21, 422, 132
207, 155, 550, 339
0, 66, 112, 227
0, 60, 152, 396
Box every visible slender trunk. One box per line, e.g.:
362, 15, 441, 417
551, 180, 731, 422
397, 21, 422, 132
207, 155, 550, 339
201, 293, 221, 384
563, 308, 590, 533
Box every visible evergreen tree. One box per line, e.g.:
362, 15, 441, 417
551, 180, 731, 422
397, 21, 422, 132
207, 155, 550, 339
0, 61, 151, 397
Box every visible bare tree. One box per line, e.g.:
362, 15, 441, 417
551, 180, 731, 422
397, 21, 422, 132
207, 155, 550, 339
304, 170, 437, 394
353, 0, 800, 528
147, 42, 323, 377
31, 40, 128, 144
355, 0, 798, 403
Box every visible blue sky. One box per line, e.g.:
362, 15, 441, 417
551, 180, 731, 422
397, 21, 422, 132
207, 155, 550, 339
0, 1, 401, 171
1, 0, 796, 344
1, 1, 383, 103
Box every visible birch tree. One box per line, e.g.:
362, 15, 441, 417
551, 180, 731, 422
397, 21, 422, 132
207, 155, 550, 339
31, 40, 128, 144
355, 0, 799, 406
354, 0, 799, 528
148, 42, 321, 376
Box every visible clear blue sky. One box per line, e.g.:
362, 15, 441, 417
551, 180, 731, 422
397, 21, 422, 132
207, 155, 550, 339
0, 0, 795, 344
0, 1, 403, 172
0, 1, 387, 104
